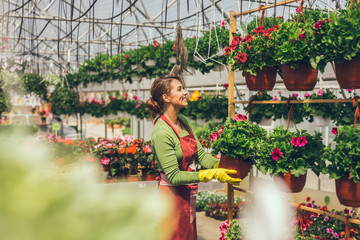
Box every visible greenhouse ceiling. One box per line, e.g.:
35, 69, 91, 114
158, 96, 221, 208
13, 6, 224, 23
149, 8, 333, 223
0, 0, 343, 75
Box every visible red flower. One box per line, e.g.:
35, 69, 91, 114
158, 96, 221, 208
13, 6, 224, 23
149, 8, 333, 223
124, 93, 129, 100
253, 26, 265, 34
229, 36, 241, 50
110, 96, 115, 101
246, 45, 251, 50
306, 197, 311, 202
244, 34, 253, 43
209, 132, 220, 143
272, 25, 280, 30
297, 136, 307, 147
233, 114, 247, 121
331, 127, 338, 135
235, 52, 247, 63
224, 47, 231, 55
125, 54, 129, 58
223, 83, 229, 89
272, 148, 283, 161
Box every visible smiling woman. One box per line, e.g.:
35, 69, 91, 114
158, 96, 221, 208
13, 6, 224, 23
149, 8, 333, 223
146, 75, 241, 240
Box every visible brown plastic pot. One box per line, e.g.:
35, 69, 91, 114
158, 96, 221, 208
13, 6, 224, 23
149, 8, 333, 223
281, 64, 318, 91
218, 154, 252, 180
335, 58, 360, 89
273, 172, 307, 193
335, 178, 360, 207
127, 174, 139, 182
244, 66, 277, 91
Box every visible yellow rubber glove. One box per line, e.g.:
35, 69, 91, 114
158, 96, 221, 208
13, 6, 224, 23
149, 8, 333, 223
199, 168, 242, 185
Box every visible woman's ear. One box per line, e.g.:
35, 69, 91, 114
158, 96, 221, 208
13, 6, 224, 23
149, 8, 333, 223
162, 94, 170, 103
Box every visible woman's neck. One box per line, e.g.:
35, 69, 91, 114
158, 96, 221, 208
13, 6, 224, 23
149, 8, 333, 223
163, 107, 180, 124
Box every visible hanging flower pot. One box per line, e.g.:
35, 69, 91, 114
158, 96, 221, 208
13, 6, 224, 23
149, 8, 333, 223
244, 67, 277, 91
335, 178, 360, 207
218, 154, 252, 180
144, 59, 156, 67
273, 172, 307, 193
281, 64, 318, 91
313, 116, 331, 127
335, 58, 360, 89
168, 56, 177, 64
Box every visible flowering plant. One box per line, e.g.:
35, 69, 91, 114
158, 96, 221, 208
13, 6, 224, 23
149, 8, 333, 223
318, 0, 360, 64
256, 126, 326, 177
323, 125, 360, 182
219, 220, 244, 240
304, 89, 337, 119
272, 9, 328, 72
210, 114, 267, 164
294, 197, 360, 239
244, 91, 274, 124
272, 93, 308, 124
226, 17, 283, 76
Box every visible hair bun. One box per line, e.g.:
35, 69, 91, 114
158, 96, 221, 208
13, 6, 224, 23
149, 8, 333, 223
146, 97, 161, 114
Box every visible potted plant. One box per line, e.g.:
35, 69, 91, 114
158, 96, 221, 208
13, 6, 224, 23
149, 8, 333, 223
323, 125, 360, 207
318, 0, 360, 88
137, 140, 157, 181
304, 89, 337, 127
272, 92, 308, 127
226, 17, 283, 91
333, 89, 358, 126
210, 114, 267, 179
257, 126, 325, 192
39, 110, 47, 124
272, 10, 328, 91
244, 91, 274, 126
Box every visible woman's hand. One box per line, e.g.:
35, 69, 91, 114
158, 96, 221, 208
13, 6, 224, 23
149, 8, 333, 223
199, 168, 242, 185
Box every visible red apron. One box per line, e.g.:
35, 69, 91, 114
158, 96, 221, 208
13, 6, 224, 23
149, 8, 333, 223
155, 115, 198, 240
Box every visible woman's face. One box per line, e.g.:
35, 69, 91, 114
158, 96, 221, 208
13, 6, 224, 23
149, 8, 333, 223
165, 79, 188, 108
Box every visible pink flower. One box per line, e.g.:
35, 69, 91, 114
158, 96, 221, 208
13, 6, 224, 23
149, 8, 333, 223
299, 33, 305, 39
101, 158, 110, 165
272, 97, 278, 101
133, 96, 139, 100
324, 216, 329, 221
218, 126, 225, 134
209, 132, 220, 143
304, 93, 310, 98
332, 233, 340, 238
48, 134, 55, 140
143, 145, 152, 153
326, 228, 334, 234
153, 40, 158, 47
317, 89, 324, 96
272, 148, 283, 161
125, 54, 129, 58
292, 93, 298, 98
103, 104, 107, 108
233, 114, 248, 121
278, 91, 282, 95
2, 37, 7, 41
306, 202, 313, 208
219, 20, 226, 27
291, 137, 298, 146
297, 136, 307, 147
347, 89, 354, 92
331, 127, 338, 135
135, 104, 141, 109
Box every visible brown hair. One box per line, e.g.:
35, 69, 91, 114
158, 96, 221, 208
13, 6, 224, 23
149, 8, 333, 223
146, 76, 183, 114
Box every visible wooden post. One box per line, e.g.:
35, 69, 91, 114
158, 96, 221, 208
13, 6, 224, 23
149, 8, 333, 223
227, 10, 237, 221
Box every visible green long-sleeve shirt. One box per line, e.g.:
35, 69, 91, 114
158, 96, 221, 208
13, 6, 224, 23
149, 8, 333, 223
151, 114, 218, 186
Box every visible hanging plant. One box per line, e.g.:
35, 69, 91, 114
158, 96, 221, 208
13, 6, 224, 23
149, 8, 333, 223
50, 86, 81, 116
22, 73, 48, 101
244, 91, 274, 124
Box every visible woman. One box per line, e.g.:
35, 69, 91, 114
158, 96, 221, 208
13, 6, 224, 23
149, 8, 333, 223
146, 76, 241, 240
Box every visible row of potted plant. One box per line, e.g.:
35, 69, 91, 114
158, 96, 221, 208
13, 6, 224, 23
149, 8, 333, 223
196, 191, 244, 212
246, 90, 357, 127
227, 1, 360, 91
70, 25, 229, 87
209, 114, 360, 207
218, 196, 360, 240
